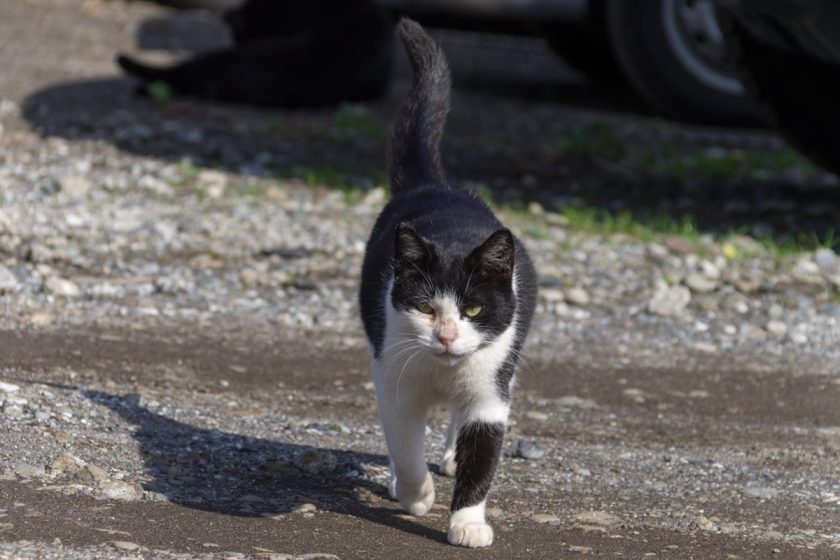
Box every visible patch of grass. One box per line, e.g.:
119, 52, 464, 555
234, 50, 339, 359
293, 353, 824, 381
757, 228, 837, 256
328, 104, 387, 141
521, 223, 550, 240
178, 158, 201, 181
556, 121, 626, 162
146, 80, 173, 104
635, 147, 815, 181
560, 205, 701, 244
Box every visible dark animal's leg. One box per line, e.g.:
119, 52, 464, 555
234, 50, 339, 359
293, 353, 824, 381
448, 418, 506, 548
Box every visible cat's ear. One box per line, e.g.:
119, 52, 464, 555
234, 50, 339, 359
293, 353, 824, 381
394, 222, 432, 274
467, 228, 515, 284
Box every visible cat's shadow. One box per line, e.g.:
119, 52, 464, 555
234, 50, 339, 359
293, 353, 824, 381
80, 389, 448, 544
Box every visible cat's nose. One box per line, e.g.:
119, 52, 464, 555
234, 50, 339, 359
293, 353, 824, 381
437, 326, 458, 348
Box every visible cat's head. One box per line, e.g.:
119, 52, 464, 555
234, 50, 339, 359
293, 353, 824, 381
390, 223, 516, 364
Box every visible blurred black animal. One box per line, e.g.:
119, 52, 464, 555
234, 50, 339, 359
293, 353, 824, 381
117, 0, 394, 107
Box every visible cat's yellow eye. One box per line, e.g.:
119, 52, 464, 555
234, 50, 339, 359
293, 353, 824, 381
417, 302, 435, 315
464, 306, 482, 318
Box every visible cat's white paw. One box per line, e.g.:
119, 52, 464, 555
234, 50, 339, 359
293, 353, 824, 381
397, 471, 435, 516
439, 455, 457, 477
448, 521, 494, 548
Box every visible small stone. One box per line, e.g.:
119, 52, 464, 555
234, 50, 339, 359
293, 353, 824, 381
99, 481, 143, 501
110, 541, 140, 551
530, 513, 559, 524
540, 288, 565, 303
293, 450, 337, 475
701, 260, 721, 279
292, 502, 317, 513
815, 248, 836, 268
723, 324, 737, 335
198, 169, 228, 199
689, 515, 715, 531
565, 287, 590, 306
648, 285, 691, 316
45, 277, 81, 298
362, 187, 386, 206
0, 382, 20, 393
524, 410, 548, 421
515, 440, 545, 460
29, 312, 54, 327
768, 304, 784, 319
528, 201, 545, 216
790, 332, 808, 345
60, 174, 92, 198
486, 506, 504, 519
766, 320, 787, 336
685, 272, 716, 293
569, 545, 592, 553
0, 266, 18, 294
3, 404, 24, 418
573, 511, 619, 527
741, 486, 779, 499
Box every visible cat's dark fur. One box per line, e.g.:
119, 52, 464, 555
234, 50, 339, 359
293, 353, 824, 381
359, 19, 537, 548
117, 0, 393, 107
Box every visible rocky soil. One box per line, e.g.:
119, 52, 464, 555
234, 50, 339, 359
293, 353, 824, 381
1, 0, 839, 558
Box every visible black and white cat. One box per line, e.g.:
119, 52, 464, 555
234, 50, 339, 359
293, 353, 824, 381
117, 0, 393, 107
359, 20, 537, 548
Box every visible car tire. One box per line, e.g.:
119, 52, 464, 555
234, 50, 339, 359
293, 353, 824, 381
605, 0, 756, 124
720, 14, 840, 175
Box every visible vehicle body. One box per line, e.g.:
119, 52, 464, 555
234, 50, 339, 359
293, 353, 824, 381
383, 0, 840, 173
380, 0, 756, 123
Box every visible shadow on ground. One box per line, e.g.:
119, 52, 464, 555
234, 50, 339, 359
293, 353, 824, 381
79, 389, 448, 544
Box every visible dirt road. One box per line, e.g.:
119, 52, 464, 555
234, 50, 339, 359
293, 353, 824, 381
0, 0, 839, 558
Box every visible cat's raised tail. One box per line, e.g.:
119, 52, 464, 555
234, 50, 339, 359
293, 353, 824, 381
390, 19, 451, 195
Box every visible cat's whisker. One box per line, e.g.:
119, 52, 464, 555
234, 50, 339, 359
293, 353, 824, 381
395, 348, 423, 404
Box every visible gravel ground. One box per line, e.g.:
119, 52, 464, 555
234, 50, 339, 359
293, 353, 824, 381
1, 0, 840, 558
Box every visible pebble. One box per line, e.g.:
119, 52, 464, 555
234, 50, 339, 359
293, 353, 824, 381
0, 266, 18, 294
569, 545, 592, 553
766, 320, 787, 336
0, 382, 20, 393
60, 174, 92, 198
565, 287, 590, 306
515, 440, 545, 460
815, 248, 836, 268
685, 272, 717, 293
524, 410, 548, 421
689, 515, 716, 531
293, 450, 337, 475
99, 481, 144, 501
529, 513, 560, 524
573, 511, 619, 527
648, 285, 691, 316
109, 541, 140, 551
540, 288, 565, 303
741, 486, 779, 499
292, 502, 317, 513
45, 277, 81, 298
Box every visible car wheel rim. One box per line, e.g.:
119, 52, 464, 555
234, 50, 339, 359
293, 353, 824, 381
662, 0, 744, 96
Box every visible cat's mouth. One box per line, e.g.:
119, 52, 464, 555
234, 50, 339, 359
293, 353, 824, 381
433, 349, 468, 365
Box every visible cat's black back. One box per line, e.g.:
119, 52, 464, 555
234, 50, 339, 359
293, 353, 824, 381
117, 0, 394, 107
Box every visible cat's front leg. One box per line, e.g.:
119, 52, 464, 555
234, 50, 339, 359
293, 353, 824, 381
448, 408, 507, 548
373, 368, 436, 516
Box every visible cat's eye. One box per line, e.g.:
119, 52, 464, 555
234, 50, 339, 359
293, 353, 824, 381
464, 306, 482, 318
417, 302, 435, 315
